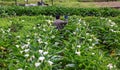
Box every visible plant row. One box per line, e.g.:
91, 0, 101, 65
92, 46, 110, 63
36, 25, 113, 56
0, 6, 120, 17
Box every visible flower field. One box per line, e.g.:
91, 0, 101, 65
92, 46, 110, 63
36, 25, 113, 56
0, 15, 120, 70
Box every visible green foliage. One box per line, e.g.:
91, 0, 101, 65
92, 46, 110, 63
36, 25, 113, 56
9, 21, 23, 32
0, 15, 120, 70
0, 6, 120, 17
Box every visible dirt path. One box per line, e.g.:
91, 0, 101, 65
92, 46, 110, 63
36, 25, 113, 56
94, 1, 120, 8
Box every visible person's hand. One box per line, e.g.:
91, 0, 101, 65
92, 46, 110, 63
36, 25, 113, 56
64, 15, 68, 19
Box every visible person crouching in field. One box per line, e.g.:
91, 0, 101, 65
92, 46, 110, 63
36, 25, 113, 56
53, 15, 68, 30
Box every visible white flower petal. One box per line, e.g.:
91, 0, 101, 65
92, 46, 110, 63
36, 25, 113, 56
24, 49, 30, 53
39, 50, 43, 54
107, 63, 113, 69
77, 45, 81, 48
16, 45, 19, 48
18, 68, 23, 70
66, 64, 75, 67
39, 56, 45, 61
51, 35, 55, 38
43, 52, 48, 55
54, 42, 59, 46
44, 42, 48, 45
92, 53, 95, 55
35, 62, 41, 67
48, 60, 53, 65
24, 54, 29, 57
75, 51, 81, 55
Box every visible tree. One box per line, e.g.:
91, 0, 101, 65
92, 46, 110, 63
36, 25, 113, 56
26, 0, 28, 4
15, 0, 17, 5
41, 0, 43, 2
51, 0, 53, 5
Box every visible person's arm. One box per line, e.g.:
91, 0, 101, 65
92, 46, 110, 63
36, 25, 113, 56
63, 15, 68, 25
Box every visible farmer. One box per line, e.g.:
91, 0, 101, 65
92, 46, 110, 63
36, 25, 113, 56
53, 15, 68, 30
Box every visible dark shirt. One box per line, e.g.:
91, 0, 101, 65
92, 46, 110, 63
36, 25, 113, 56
53, 19, 68, 30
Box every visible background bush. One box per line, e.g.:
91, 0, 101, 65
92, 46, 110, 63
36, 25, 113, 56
0, 6, 120, 17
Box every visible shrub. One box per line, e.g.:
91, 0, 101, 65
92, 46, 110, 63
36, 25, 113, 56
0, 6, 120, 17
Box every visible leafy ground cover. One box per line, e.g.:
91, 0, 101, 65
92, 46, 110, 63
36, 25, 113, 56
0, 15, 120, 70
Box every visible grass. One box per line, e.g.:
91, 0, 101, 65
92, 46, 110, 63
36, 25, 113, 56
54, 2, 99, 8
0, 0, 99, 8
1, 0, 120, 8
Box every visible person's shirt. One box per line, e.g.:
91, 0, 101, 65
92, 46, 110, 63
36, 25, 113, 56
53, 19, 68, 30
